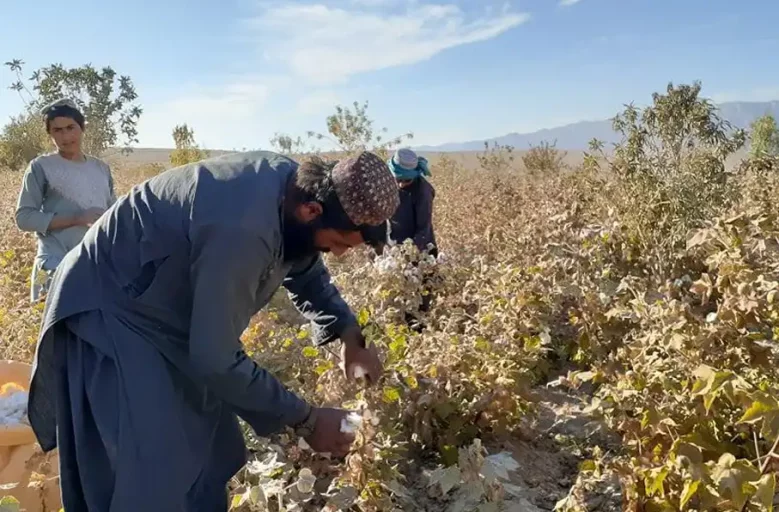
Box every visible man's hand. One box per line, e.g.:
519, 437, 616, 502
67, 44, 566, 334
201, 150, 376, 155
304, 407, 356, 457
78, 207, 106, 226
48, 207, 106, 232
340, 325, 383, 385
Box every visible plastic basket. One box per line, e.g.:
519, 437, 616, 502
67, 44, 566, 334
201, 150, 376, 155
0, 360, 61, 511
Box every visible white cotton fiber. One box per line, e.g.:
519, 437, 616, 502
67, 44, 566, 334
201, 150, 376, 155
340, 412, 363, 434
0, 389, 28, 426
352, 364, 367, 380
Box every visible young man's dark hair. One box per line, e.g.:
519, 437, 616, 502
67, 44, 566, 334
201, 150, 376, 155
293, 156, 337, 203
292, 156, 351, 228
41, 98, 86, 132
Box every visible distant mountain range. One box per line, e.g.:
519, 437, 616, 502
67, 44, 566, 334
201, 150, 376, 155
414, 101, 779, 152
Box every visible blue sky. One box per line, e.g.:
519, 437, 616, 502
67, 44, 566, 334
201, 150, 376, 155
1, 0, 778, 150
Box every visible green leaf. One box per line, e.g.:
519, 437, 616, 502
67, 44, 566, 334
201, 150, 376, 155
641, 408, 659, 430
761, 411, 779, 441
692, 366, 735, 414
0, 497, 21, 512
645, 466, 669, 497
440, 444, 459, 466
383, 386, 401, 403
752, 473, 775, 512
711, 453, 761, 510
314, 360, 335, 376
302, 346, 318, 358
357, 308, 370, 326
523, 336, 541, 351
680, 479, 700, 509
475, 337, 491, 351
673, 441, 705, 481
388, 336, 407, 357
229, 494, 244, 510
739, 400, 775, 424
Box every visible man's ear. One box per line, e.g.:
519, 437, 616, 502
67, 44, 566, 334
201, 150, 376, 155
294, 201, 323, 223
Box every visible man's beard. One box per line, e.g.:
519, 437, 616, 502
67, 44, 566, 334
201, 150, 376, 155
282, 214, 328, 262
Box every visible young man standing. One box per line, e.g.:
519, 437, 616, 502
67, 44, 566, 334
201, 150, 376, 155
28, 150, 399, 510
15, 98, 116, 302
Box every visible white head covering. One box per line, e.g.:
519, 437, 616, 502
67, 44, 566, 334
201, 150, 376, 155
392, 148, 419, 171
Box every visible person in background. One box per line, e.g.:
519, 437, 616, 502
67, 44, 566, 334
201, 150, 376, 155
15, 98, 116, 302
387, 147, 438, 258
27, 150, 396, 510
386, 148, 439, 329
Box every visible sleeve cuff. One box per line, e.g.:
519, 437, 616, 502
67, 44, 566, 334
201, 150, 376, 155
311, 315, 359, 346
31, 212, 55, 234
285, 397, 312, 427
234, 394, 311, 437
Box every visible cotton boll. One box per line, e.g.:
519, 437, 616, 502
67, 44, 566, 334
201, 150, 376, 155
364, 409, 380, 426
352, 364, 367, 380
375, 256, 401, 274
296, 468, 316, 494
340, 412, 363, 434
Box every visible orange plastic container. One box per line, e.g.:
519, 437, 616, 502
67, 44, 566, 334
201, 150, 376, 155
0, 361, 61, 511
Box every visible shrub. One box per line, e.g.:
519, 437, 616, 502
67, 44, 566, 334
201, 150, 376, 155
589, 82, 747, 276
749, 114, 779, 158
169, 123, 209, 167
0, 111, 51, 171
522, 140, 567, 175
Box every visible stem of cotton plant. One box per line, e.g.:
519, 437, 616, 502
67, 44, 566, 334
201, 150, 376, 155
741, 435, 779, 512
759, 435, 779, 474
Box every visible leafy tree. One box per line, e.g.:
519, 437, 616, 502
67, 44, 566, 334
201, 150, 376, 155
269, 132, 312, 156
2, 58, 142, 162
310, 101, 413, 159
591, 82, 748, 273
611, 81, 745, 179
749, 114, 779, 158
269, 101, 413, 161
169, 124, 209, 167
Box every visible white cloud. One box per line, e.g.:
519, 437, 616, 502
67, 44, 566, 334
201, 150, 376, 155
134, 1, 530, 149
245, 1, 530, 84
168, 81, 271, 119
135, 76, 285, 149
349, 0, 401, 6
559, 0, 582, 6
297, 89, 341, 115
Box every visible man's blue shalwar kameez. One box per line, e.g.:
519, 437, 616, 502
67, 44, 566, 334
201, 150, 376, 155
27, 151, 361, 511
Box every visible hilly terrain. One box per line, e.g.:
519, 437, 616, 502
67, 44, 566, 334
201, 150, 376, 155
414, 100, 779, 152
